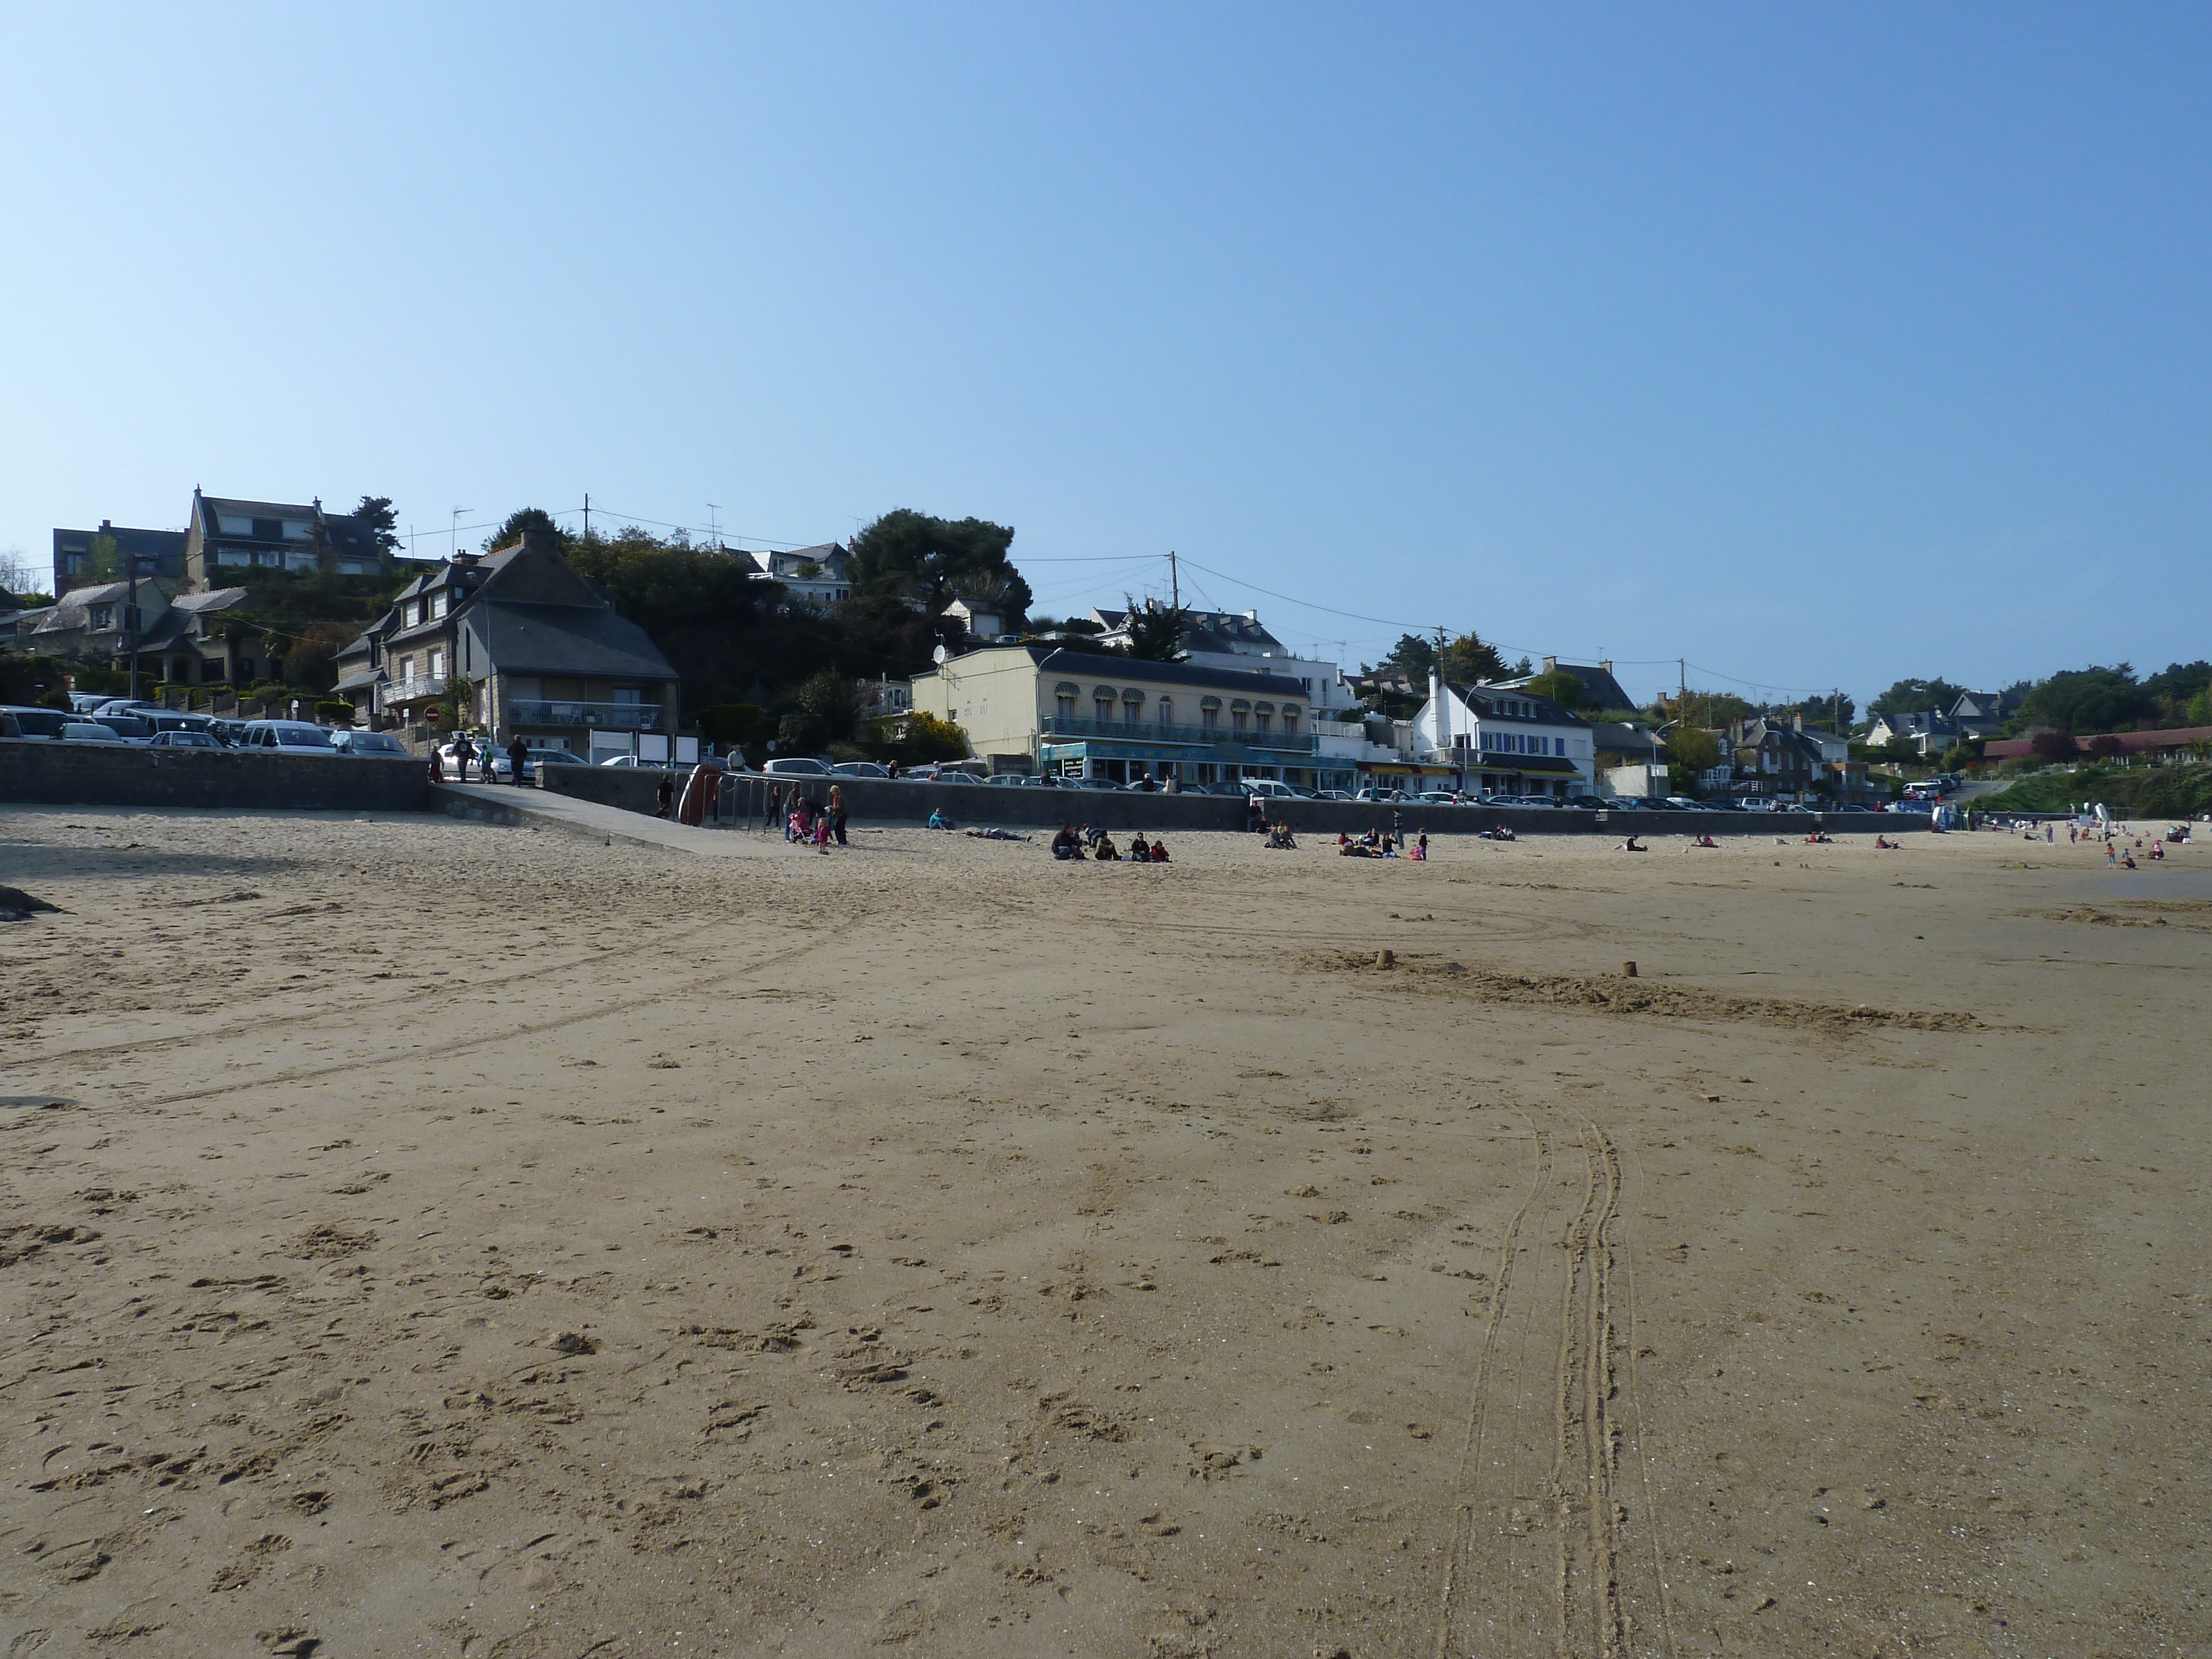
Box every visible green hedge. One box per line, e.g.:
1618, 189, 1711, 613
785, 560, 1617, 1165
1975, 764, 2212, 818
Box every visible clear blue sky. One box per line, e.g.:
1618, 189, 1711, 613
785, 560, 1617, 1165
5, 4, 2206, 707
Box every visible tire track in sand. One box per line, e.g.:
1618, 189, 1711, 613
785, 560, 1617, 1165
1433, 1117, 1672, 1659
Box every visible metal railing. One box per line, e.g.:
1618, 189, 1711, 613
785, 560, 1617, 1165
1039, 715, 1317, 754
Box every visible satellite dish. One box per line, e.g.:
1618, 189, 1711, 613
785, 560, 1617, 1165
932, 644, 948, 665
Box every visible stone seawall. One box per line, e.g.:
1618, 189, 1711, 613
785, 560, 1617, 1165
0, 740, 430, 812
540, 765, 1931, 839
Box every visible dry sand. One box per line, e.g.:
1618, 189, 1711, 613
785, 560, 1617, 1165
1, 806, 2206, 1657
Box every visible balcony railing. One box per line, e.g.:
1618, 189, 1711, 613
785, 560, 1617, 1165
506, 699, 661, 730
384, 676, 446, 703
1040, 714, 1317, 754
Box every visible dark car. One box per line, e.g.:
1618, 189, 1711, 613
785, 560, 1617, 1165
0, 704, 71, 738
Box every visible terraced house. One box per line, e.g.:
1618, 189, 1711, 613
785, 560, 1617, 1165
335, 527, 680, 761
910, 644, 1318, 786
1409, 674, 1596, 797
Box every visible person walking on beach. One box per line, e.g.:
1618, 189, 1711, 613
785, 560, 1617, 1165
656, 772, 676, 819
828, 782, 848, 846
508, 733, 529, 787
451, 732, 474, 782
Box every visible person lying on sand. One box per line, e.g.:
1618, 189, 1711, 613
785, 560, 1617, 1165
1691, 833, 1719, 848
964, 826, 1029, 841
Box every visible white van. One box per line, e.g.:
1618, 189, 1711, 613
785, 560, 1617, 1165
236, 719, 337, 754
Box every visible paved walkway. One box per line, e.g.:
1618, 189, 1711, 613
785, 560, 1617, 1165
428, 781, 770, 857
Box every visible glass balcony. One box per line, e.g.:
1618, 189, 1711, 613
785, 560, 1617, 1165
1040, 714, 1317, 754
506, 699, 661, 729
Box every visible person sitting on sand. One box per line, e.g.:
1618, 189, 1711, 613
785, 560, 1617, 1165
1493, 823, 1515, 842
1409, 832, 1428, 862
1082, 823, 1103, 849
1692, 833, 1719, 848
1129, 836, 1152, 862
1095, 833, 1119, 861
1149, 838, 1169, 862
1337, 831, 1352, 849
1051, 825, 1081, 860
1874, 834, 1896, 849
1618, 835, 1646, 852
2150, 839, 2164, 860
2121, 850, 2138, 869
928, 807, 955, 831
1339, 837, 1373, 857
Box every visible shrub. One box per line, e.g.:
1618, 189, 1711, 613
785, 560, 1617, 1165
2030, 729, 2079, 761
315, 700, 356, 726
2085, 733, 2126, 760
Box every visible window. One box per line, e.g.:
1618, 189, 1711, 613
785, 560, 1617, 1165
217, 514, 254, 536
1055, 693, 1076, 719
281, 520, 311, 541
1201, 705, 1219, 730
1094, 694, 1115, 724
429, 649, 445, 678
1282, 706, 1299, 733
1254, 711, 1271, 735
1157, 696, 1172, 726
1232, 708, 1249, 733
88, 605, 114, 629
430, 593, 447, 619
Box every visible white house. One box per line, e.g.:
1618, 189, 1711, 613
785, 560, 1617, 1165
1410, 673, 1595, 798
747, 542, 854, 607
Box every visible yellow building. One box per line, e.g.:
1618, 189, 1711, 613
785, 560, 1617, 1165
910, 644, 1319, 786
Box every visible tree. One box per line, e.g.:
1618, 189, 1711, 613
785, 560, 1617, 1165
2142, 660, 2212, 724
899, 711, 969, 763
1525, 668, 1593, 711
484, 507, 570, 554
1661, 689, 1755, 728
1869, 677, 1966, 717
695, 703, 763, 747
2015, 666, 2151, 735
281, 622, 355, 692
86, 533, 122, 582
1378, 634, 1436, 681
352, 496, 401, 556
2085, 733, 2127, 761
1664, 727, 1721, 774
1123, 598, 1188, 662
848, 509, 1031, 618
1439, 633, 1510, 685
2029, 729, 2079, 762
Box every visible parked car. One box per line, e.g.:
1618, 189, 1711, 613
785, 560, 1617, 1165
330, 729, 411, 758
984, 773, 1042, 786
1316, 789, 1353, 802
67, 692, 109, 713
91, 697, 160, 716
59, 720, 126, 743
830, 760, 892, 779
1414, 790, 1460, 805
0, 704, 72, 738
146, 729, 223, 750
1351, 787, 1406, 803
236, 719, 339, 754
1663, 796, 1712, 811
597, 753, 680, 771
1564, 795, 1609, 810
140, 711, 218, 738
1243, 779, 1299, 800
762, 755, 834, 777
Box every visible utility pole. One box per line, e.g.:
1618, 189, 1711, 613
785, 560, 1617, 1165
126, 554, 143, 700
583, 494, 589, 544
1168, 550, 1180, 612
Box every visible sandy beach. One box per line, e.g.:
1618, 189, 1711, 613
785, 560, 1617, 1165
2, 806, 2205, 1658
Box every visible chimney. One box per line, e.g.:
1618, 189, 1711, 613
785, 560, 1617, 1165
1542, 655, 1557, 673
1599, 659, 1613, 675
1792, 712, 1803, 732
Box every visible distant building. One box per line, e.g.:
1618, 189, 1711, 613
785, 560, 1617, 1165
50, 521, 187, 597
1410, 674, 1595, 799
943, 597, 1008, 640
1087, 606, 1351, 712
1496, 656, 1637, 713
182, 488, 401, 586
335, 528, 680, 759
1947, 689, 2022, 739
746, 542, 854, 607
1866, 710, 1958, 757
910, 643, 1319, 786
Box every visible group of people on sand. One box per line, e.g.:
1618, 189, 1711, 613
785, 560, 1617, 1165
1051, 825, 1170, 863
1337, 828, 1426, 860
760, 781, 847, 852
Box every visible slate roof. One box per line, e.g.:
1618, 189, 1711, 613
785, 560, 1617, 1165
1090, 607, 1287, 657
1444, 682, 1592, 728
1499, 660, 1635, 711
463, 601, 679, 682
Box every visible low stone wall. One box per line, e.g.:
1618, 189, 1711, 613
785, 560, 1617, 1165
0, 740, 430, 812
540, 765, 1932, 839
